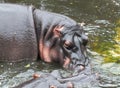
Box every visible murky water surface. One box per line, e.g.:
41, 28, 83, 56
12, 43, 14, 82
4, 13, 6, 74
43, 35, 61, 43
0, 0, 120, 88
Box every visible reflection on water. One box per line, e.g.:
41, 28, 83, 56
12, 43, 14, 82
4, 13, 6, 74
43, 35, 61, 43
0, 0, 120, 88
1, 0, 120, 22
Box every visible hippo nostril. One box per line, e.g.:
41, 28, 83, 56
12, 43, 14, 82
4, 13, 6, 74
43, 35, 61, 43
71, 58, 77, 64
72, 65, 85, 76
76, 64, 85, 69
75, 64, 85, 71
76, 59, 81, 65
69, 63, 74, 70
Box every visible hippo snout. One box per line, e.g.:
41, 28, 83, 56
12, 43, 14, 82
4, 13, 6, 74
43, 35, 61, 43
63, 55, 88, 72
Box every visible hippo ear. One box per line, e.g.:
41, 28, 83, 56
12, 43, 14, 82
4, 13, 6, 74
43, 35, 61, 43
53, 26, 64, 37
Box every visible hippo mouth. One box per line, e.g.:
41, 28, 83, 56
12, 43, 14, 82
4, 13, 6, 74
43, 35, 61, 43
63, 56, 89, 73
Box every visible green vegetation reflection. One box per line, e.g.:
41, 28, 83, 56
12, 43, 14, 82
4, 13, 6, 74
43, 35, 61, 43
91, 20, 120, 63
104, 20, 120, 63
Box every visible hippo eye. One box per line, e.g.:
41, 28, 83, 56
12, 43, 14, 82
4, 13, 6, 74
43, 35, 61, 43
64, 41, 73, 50
72, 47, 78, 52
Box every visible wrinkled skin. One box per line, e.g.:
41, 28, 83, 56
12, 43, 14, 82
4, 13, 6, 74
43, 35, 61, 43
0, 4, 89, 70
33, 10, 89, 70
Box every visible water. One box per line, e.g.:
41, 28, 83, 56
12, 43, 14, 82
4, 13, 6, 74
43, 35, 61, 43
0, 0, 120, 88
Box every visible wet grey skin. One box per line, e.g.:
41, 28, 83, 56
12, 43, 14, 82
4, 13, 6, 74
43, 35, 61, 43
0, 4, 88, 70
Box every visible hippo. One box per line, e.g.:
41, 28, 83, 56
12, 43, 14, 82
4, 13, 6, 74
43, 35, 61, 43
14, 65, 99, 88
0, 4, 88, 70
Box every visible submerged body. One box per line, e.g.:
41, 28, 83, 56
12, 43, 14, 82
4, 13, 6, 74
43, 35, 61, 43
0, 4, 37, 62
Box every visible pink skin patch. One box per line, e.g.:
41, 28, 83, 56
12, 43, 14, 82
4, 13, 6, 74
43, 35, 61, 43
39, 26, 64, 63
67, 82, 74, 88
79, 65, 85, 70
39, 42, 51, 62
49, 85, 57, 88
63, 57, 71, 68
33, 73, 41, 79
43, 47, 51, 62
53, 26, 64, 37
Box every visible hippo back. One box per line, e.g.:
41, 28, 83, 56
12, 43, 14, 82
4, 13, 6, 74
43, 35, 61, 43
0, 4, 38, 62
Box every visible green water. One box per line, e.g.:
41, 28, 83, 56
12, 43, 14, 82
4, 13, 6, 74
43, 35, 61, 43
0, 0, 120, 88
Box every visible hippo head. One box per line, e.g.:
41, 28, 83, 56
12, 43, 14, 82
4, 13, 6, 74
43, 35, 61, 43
39, 24, 88, 71
60, 25, 89, 69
